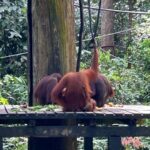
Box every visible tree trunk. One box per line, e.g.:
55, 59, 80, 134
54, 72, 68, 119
101, 0, 115, 54
127, 0, 134, 69
28, 0, 76, 150
32, 0, 76, 88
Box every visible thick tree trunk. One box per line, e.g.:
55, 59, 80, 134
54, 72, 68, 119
101, 0, 115, 54
32, 0, 76, 88
28, 1, 76, 150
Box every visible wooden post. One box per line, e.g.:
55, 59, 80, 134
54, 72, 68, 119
108, 136, 124, 150
84, 121, 93, 150
0, 137, 2, 150
28, 119, 77, 150
84, 138, 93, 150
28, 0, 76, 150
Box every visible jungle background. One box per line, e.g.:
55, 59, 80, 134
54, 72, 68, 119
0, 0, 150, 149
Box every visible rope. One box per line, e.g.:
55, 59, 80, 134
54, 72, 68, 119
88, 0, 101, 39
87, 0, 101, 49
1, 23, 149, 60
88, 0, 94, 39
74, 4, 150, 15
76, 0, 84, 72
100, 47, 138, 65
0, 52, 28, 59
93, 0, 101, 37
76, 23, 150, 44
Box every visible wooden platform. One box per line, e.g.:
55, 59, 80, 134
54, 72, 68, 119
0, 105, 150, 150
0, 105, 150, 120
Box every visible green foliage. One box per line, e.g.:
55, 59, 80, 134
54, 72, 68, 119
0, 96, 9, 105
93, 138, 107, 150
78, 137, 107, 150
0, 75, 28, 104
0, 80, 9, 104
131, 39, 150, 72
99, 43, 150, 104
80, 50, 92, 69
11, 104, 60, 112
80, 39, 150, 105
0, 0, 149, 149
3, 137, 27, 150
0, 0, 27, 77
141, 137, 150, 150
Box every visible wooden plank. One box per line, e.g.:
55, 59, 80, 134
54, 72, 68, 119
25, 109, 35, 116
103, 107, 132, 116
0, 105, 150, 121
26, 107, 43, 115
114, 106, 150, 115
120, 108, 140, 115
0, 105, 4, 109
0, 126, 150, 137
0, 112, 149, 121
127, 109, 150, 115
33, 126, 150, 137
11, 105, 27, 115
95, 109, 115, 116
54, 111, 66, 116
75, 111, 93, 119
4, 105, 18, 114
0, 112, 149, 120
40, 110, 56, 118
0, 105, 7, 114
36, 110, 48, 115
120, 108, 143, 116
124, 105, 150, 110
7, 105, 33, 120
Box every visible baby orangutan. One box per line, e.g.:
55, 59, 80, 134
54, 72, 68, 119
34, 73, 62, 105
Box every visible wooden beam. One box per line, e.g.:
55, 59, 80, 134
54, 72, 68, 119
0, 126, 150, 137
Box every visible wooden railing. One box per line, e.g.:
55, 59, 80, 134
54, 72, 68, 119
0, 105, 150, 150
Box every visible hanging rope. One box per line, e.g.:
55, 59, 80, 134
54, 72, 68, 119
0, 52, 28, 59
87, 0, 101, 73
75, 22, 150, 44
76, 0, 101, 71
93, 0, 101, 37
76, 0, 84, 72
27, 0, 33, 106
88, 0, 101, 48
88, 0, 94, 39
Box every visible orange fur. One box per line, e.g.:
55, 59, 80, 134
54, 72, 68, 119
91, 48, 99, 72
51, 70, 96, 111
90, 47, 114, 107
